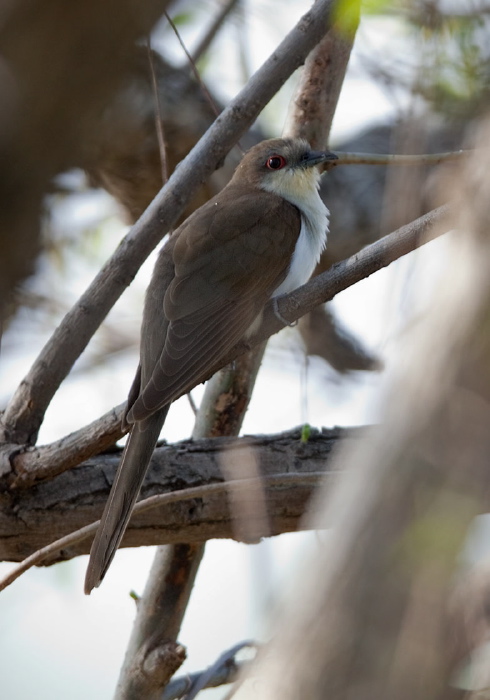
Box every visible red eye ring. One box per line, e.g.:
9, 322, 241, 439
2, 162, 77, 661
266, 155, 286, 170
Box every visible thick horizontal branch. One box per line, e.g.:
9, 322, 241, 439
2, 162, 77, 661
8, 204, 450, 488
0, 427, 349, 567
1, 0, 337, 447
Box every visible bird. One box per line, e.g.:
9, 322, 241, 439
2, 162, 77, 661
84, 137, 337, 594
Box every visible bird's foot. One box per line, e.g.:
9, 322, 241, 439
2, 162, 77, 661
273, 297, 297, 328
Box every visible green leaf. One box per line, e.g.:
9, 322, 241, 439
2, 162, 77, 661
300, 423, 311, 443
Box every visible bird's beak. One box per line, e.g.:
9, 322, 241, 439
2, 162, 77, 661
302, 150, 338, 168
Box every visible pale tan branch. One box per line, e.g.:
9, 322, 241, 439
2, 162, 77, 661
0, 426, 344, 562
0, 472, 324, 592
330, 150, 471, 167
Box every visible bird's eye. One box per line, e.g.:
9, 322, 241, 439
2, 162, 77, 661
266, 155, 286, 170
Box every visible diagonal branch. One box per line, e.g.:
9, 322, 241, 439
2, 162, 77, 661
255, 203, 449, 343
1, 0, 339, 447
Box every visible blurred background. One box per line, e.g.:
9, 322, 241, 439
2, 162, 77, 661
1, 0, 490, 697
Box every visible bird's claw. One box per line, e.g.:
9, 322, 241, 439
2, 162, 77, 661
273, 297, 297, 327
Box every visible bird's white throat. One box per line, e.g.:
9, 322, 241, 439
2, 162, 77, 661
261, 167, 329, 297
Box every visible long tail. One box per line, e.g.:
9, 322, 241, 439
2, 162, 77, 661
84, 406, 169, 594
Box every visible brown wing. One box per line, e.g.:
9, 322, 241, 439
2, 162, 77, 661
127, 185, 300, 423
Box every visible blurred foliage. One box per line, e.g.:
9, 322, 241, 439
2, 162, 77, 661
333, 0, 363, 36
407, 2, 490, 119
362, 0, 395, 13
360, 0, 490, 120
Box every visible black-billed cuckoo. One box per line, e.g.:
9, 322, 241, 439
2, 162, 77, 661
84, 138, 337, 594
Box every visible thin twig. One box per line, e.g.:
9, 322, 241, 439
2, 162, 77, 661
330, 150, 471, 167
0, 472, 323, 592
186, 392, 198, 416
146, 37, 168, 185
165, 11, 221, 120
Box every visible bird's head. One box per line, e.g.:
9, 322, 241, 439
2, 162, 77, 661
231, 137, 338, 203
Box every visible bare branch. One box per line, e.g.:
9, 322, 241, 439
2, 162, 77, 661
11, 403, 127, 486
164, 12, 221, 120
0, 471, 324, 591
163, 655, 247, 699
115, 544, 204, 699
1, 0, 339, 447
0, 425, 344, 577
284, 12, 359, 148
146, 40, 168, 185
331, 149, 471, 167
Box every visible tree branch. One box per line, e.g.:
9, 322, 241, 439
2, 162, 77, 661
0, 0, 339, 447
115, 544, 203, 699
253, 203, 449, 345
284, 10, 359, 148
7, 203, 449, 488
331, 150, 471, 167
0, 472, 328, 592
0, 426, 347, 569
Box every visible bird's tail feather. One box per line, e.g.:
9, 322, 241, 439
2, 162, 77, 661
84, 406, 169, 594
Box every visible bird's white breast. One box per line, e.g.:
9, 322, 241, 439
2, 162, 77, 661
267, 173, 329, 298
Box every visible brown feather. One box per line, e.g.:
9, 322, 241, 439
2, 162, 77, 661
84, 137, 330, 593
127, 186, 300, 422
